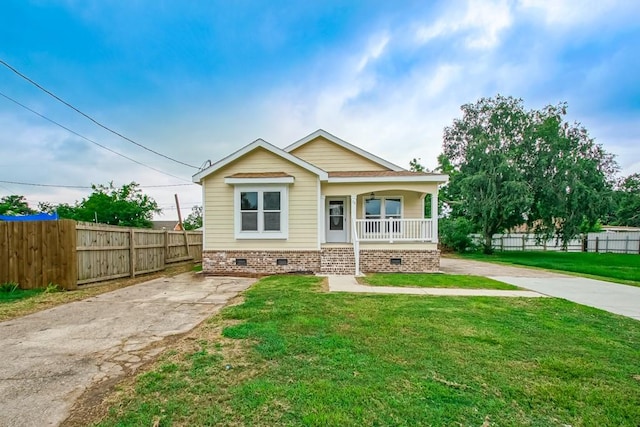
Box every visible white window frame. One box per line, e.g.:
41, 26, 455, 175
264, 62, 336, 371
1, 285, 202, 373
362, 196, 403, 220
233, 184, 289, 239
362, 195, 403, 235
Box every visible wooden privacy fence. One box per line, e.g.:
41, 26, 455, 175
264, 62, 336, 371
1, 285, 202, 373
0, 219, 77, 290
1, 220, 202, 290
76, 222, 202, 285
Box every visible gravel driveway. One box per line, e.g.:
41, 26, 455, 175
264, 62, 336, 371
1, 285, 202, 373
0, 273, 255, 427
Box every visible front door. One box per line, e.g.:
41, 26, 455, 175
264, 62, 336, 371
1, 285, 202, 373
326, 197, 348, 243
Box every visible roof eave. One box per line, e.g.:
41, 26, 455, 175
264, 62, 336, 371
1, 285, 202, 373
192, 138, 328, 183
328, 174, 449, 184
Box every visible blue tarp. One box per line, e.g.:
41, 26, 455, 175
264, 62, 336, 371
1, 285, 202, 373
0, 212, 59, 221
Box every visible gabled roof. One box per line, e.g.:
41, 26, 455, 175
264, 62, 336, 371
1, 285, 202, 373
192, 138, 328, 183
284, 129, 405, 172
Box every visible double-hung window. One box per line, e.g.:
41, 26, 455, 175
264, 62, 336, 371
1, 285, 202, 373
364, 197, 402, 234
235, 186, 288, 239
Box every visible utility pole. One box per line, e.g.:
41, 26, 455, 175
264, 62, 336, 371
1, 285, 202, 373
174, 194, 191, 257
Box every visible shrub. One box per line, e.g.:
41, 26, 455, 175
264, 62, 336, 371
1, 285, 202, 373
439, 217, 477, 253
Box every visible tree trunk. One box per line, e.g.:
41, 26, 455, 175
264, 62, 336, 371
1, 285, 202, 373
483, 234, 494, 254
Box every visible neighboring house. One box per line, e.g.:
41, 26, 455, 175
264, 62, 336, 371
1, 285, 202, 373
192, 129, 448, 275
151, 220, 183, 231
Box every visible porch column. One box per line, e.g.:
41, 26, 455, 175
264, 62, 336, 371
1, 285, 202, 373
320, 195, 326, 244
350, 194, 359, 275
350, 194, 357, 242
431, 190, 438, 242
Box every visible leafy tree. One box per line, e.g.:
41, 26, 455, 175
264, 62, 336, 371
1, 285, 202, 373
610, 173, 640, 227
525, 103, 617, 245
41, 182, 160, 228
0, 195, 36, 216
443, 95, 532, 253
409, 158, 426, 172
183, 205, 203, 230
442, 95, 617, 253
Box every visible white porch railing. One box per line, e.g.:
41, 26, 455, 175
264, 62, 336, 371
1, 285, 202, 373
355, 219, 434, 242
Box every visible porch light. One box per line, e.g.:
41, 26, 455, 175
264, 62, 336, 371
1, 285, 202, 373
368, 192, 375, 200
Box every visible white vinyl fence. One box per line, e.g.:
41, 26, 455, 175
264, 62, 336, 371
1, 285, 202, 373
477, 232, 640, 254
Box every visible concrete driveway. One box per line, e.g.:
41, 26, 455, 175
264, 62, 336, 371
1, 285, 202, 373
441, 257, 640, 321
0, 273, 256, 427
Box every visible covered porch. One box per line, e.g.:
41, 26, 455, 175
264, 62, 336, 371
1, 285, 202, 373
320, 191, 439, 245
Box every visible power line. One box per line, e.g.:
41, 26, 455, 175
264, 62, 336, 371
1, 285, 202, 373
0, 59, 198, 169
0, 91, 191, 182
0, 179, 195, 189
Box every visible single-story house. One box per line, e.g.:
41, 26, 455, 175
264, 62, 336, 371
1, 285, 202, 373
192, 129, 448, 275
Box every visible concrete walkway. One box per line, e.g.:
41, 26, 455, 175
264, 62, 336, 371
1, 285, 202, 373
327, 275, 546, 297
0, 273, 256, 427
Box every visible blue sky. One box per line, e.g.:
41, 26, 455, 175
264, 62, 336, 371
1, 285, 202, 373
1, 0, 639, 220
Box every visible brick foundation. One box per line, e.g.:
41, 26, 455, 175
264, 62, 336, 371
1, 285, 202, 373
203, 248, 440, 275
360, 249, 440, 273
203, 250, 321, 275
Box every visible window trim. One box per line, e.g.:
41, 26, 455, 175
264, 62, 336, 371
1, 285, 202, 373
234, 184, 289, 239
363, 196, 403, 220
362, 196, 403, 235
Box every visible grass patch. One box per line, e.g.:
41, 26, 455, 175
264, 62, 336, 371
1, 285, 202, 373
0, 282, 46, 303
462, 251, 640, 286
95, 275, 640, 426
359, 273, 519, 290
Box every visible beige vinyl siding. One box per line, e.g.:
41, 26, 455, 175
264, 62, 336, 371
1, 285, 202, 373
203, 148, 318, 250
290, 136, 390, 172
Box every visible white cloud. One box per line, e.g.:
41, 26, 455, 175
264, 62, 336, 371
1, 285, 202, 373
356, 33, 390, 73
517, 0, 636, 26
416, 0, 513, 49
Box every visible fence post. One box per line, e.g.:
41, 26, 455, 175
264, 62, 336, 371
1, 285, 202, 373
605, 235, 609, 253
595, 237, 599, 253
164, 229, 169, 267
522, 235, 526, 251
129, 228, 136, 278
625, 235, 629, 255
582, 236, 587, 252
500, 236, 504, 251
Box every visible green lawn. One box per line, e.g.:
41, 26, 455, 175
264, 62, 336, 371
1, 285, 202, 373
0, 283, 46, 303
462, 251, 640, 285
359, 273, 519, 290
96, 275, 640, 426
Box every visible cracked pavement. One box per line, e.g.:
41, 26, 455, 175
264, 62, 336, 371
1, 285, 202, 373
0, 273, 256, 427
